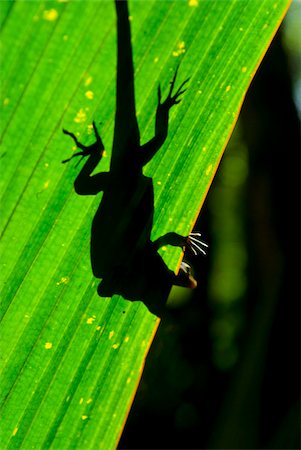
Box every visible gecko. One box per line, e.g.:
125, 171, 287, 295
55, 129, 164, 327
62, 0, 207, 314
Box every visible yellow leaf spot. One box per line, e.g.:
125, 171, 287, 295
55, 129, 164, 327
86, 317, 95, 325
206, 164, 213, 176
241, 66, 247, 73
188, 0, 198, 6
43, 180, 50, 189
87, 124, 94, 135
79, 398, 84, 404
86, 398, 93, 404
85, 76, 93, 86
85, 90, 94, 100
226, 85, 231, 92
3, 98, 10, 106
157, 181, 162, 185
74, 108, 87, 123
81, 415, 88, 420
172, 41, 186, 57
154, 57, 159, 63
63, 35, 68, 41
56, 276, 69, 286
109, 331, 114, 340
124, 336, 130, 343
96, 325, 101, 330
45, 342, 53, 350
112, 343, 120, 350
12, 427, 18, 436
43, 9, 58, 21
126, 377, 132, 384
202, 146, 207, 152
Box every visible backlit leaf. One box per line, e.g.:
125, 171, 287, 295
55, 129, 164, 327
0, 1, 290, 448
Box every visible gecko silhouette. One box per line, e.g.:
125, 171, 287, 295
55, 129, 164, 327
62, 0, 207, 315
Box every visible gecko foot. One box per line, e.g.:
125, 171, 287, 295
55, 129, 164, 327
177, 261, 197, 288
62, 125, 103, 164
186, 232, 208, 256
158, 65, 190, 109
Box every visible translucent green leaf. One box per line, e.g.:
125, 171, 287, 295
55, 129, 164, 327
0, 0, 290, 448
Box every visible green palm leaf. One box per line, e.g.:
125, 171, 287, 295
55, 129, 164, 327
0, 0, 290, 448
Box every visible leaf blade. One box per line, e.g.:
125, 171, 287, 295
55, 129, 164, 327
0, 0, 291, 448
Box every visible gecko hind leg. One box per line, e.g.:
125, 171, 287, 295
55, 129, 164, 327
175, 261, 197, 289
153, 231, 208, 256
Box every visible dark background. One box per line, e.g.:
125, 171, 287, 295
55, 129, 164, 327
119, 24, 300, 450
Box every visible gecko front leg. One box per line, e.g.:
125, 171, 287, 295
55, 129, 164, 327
62, 121, 104, 164
139, 66, 190, 166
62, 122, 108, 195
